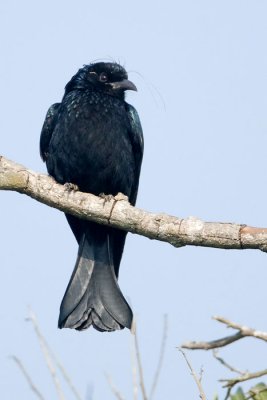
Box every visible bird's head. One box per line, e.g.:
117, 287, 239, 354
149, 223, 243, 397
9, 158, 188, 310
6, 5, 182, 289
65, 62, 137, 100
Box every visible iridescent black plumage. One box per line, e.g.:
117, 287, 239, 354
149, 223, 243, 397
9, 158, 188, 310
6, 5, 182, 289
40, 62, 143, 332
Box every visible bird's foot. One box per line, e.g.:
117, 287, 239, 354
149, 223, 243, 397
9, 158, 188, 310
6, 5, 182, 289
64, 182, 79, 191
114, 192, 129, 202
99, 193, 114, 206
99, 193, 114, 202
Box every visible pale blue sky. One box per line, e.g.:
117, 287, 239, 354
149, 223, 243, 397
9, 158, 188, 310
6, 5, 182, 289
1, 1, 267, 399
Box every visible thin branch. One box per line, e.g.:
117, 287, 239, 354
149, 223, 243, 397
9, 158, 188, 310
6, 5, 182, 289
26, 310, 65, 400
130, 335, 138, 400
133, 322, 148, 400
182, 332, 243, 350
149, 314, 168, 400
26, 309, 82, 400
199, 365, 204, 383
50, 357, 82, 400
212, 350, 245, 375
178, 348, 207, 400
246, 385, 267, 400
220, 368, 267, 389
182, 315, 267, 350
224, 387, 232, 400
211, 350, 247, 400
181, 316, 267, 399
213, 316, 267, 342
2, 155, 267, 252
11, 356, 45, 400
105, 373, 125, 400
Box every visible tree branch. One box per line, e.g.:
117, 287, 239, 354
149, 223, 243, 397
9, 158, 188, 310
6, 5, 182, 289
182, 332, 244, 350
220, 368, 267, 390
133, 322, 148, 400
2, 155, 267, 251
214, 316, 267, 342
178, 348, 207, 400
26, 311, 65, 400
10, 356, 45, 400
26, 309, 82, 400
182, 316, 267, 350
104, 373, 126, 400
149, 315, 168, 400
180, 317, 267, 399
212, 350, 245, 375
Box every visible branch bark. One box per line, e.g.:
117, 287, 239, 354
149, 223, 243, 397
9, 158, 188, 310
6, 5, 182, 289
180, 317, 267, 399
182, 315, 267, 350
178, 348, 207, 400
1, 155, 267, 252
220, 369, 267, 389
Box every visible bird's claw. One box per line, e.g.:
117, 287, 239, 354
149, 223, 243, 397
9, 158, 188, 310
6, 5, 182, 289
99, 193, 114, 205
64, 182, 79, 191
114, 192, 129, 202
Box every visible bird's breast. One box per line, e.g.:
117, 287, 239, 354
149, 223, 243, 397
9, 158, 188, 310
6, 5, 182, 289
47, 90, 135, 197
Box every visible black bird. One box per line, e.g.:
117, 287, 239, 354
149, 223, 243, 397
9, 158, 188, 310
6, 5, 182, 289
40, 62, 143, 332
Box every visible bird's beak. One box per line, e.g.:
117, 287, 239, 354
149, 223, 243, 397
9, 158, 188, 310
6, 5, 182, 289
108, 79, 137, 92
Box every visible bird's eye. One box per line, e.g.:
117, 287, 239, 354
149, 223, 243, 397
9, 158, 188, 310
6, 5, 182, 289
99, 72, 108, 83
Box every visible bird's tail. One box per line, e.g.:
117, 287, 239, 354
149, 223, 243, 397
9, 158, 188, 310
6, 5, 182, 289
58, 229, 133, 332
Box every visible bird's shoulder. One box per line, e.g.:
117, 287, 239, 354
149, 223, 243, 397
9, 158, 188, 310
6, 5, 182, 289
125, 103, 144, 156
40, 102, 61, 161
124, 103, 144, 205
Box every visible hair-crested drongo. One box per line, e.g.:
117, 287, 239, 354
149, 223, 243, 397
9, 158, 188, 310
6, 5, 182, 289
40, 62, 143, 332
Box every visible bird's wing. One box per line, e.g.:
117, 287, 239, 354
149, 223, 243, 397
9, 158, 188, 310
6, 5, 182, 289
40, 103, 61, 161
125, 103, 144, 205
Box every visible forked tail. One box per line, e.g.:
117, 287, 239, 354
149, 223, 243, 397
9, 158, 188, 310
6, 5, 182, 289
58, 230, 133, 332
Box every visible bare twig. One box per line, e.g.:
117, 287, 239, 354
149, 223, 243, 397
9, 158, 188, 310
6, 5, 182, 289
26, 309, 82, 400
182, 332, 243, 350
149, 315, 168, 400
41, 342, 82, 400
10, 356, 45, 400
51, 357, 82, 400
220, 368, 267, 389
2, 155, 267, 252
224, 387, 232, 400
130, 334, 138, 400
105, 373, 125, 400
108, 315, 166, 400
182, 316, 267, 399
26, 310, 65, 400
178, 348, 206, 400
213, 316, 267, 342
199, 365, 204, 383
247, 385, 267, 400
133, 323, 148, 400
182, 316, 267, 350
212, 350, 245, 375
